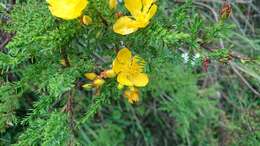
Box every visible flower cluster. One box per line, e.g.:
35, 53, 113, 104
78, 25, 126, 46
82, 70, 115, 92
83, 48, 149, 104
113, 48, 148, 87
46, 0, 157, 35
112, 48, 149, 103
46, 0, 156, 103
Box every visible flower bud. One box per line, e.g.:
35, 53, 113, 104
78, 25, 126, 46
104, 69, 116, 78
93, 79, 105, 87
84, 72, 97, 80
82, 15, 93, 25
60, 59, 66, 66
109, 0, 118, 9
220, 2, 232, 20
124, 88, 139, 104
82, 83, 92, 90
117, 84, 124, 90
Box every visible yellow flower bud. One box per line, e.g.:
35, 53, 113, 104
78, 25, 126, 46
109, 0, 118, 9
82, 84, 92, 90
82, 15, 93, 25
60, 59, 66, 66
105, 69, 116, 78
84, 73, 97, 80
93, 79, 105, 87
124, 87, 139, 104
117, 84, 124, 90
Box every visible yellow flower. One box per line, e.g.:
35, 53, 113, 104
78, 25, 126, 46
47, 0, 88, 20
82, 15, 93, 25
124, 87, 140, 104
109, 0, 118, 9
113, 0, 157, 35
112, 48, 149, 87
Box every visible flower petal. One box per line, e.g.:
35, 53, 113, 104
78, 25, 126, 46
113, 16, 139, 35
47, 0, 88, 20
117, 72, 134, 86
113, 60, 125, 74
142, 0, 154, 13
46, 0, 53, 3
117, 48, 132, 64
134, 17, 150, 28
113, 48, 132, 73
125, 0, 142, 17
146, 4, 157, 20
131, 55, 145, 72
132, 73, 149, 87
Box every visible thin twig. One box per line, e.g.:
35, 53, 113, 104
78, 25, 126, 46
229, 61, 260, 97
61, 48, 71, 67
92, 52, 107, 63
193, 1, 259, 97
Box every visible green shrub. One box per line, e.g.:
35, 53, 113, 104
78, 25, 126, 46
0, 0, 259, 145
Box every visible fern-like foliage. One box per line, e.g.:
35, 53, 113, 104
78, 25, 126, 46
0, 0, 259, 146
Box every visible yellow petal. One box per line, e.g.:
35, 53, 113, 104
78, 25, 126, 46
112, 48, 132, 74
113, 16, 139, 35
109, 0, 118, 9
117, 72, 133, 86
117, 48, 132, 64
146, 4, 157, 20
113, 59, 131, 74
142, 0, 154, 13
82, 15, 92, 25
125, 0, 142, 17
133, 15, 149, 28
46, 0, 53, 3
132, 73, 149, 87
131, 55, 146, 72
47, 0, 88, 20
112, 60, 123, 74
